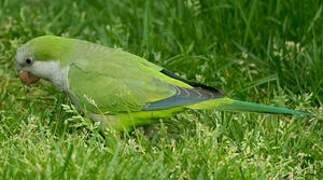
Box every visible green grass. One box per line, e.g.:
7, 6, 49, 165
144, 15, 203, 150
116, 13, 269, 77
0, 0, 322, 179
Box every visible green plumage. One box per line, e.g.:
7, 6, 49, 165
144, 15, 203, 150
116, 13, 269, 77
17, 36, 310, 131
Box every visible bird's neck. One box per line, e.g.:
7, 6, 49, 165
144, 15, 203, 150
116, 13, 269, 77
31, 60, 70, 91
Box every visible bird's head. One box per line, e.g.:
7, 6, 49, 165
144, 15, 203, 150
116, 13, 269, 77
15, 35, 72, 86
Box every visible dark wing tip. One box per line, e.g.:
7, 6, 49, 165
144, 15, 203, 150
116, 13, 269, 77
160, 69, 225, 98
143, 69, 225, 111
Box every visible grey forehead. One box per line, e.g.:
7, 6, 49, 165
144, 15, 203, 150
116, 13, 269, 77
16, 45, 28, 62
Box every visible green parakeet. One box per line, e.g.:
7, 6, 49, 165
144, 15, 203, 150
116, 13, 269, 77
15, 36, 309, 130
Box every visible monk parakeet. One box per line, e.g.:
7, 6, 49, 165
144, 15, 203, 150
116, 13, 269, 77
15, 36, 309, 130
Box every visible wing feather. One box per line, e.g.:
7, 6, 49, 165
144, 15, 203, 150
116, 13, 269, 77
67, 43, 224, 113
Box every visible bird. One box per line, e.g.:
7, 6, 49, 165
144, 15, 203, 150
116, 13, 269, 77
15, 35, 309, 131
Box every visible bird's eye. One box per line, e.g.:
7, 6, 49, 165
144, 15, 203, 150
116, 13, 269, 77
25, 57, 32, 64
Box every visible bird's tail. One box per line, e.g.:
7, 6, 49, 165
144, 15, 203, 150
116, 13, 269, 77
188, 97, 310, 115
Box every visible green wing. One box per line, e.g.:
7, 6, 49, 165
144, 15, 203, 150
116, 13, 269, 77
67, 44, 223, 114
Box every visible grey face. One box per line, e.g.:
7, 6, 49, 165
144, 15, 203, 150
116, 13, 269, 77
15, 45, 40, 86
15, 45, 33, 72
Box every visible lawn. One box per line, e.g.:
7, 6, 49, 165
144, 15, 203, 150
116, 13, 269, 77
0, 0, 322, 179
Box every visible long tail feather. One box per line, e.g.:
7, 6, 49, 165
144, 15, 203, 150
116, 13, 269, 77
189, 97, 310, 115
221, 100, 309, 115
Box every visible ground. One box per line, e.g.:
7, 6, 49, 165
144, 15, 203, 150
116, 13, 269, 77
0, 0, 322, 179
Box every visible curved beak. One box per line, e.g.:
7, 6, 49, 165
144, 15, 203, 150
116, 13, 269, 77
19, 71, 40, 87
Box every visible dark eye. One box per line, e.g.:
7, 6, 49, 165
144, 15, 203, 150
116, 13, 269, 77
25, 57, 32, 64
